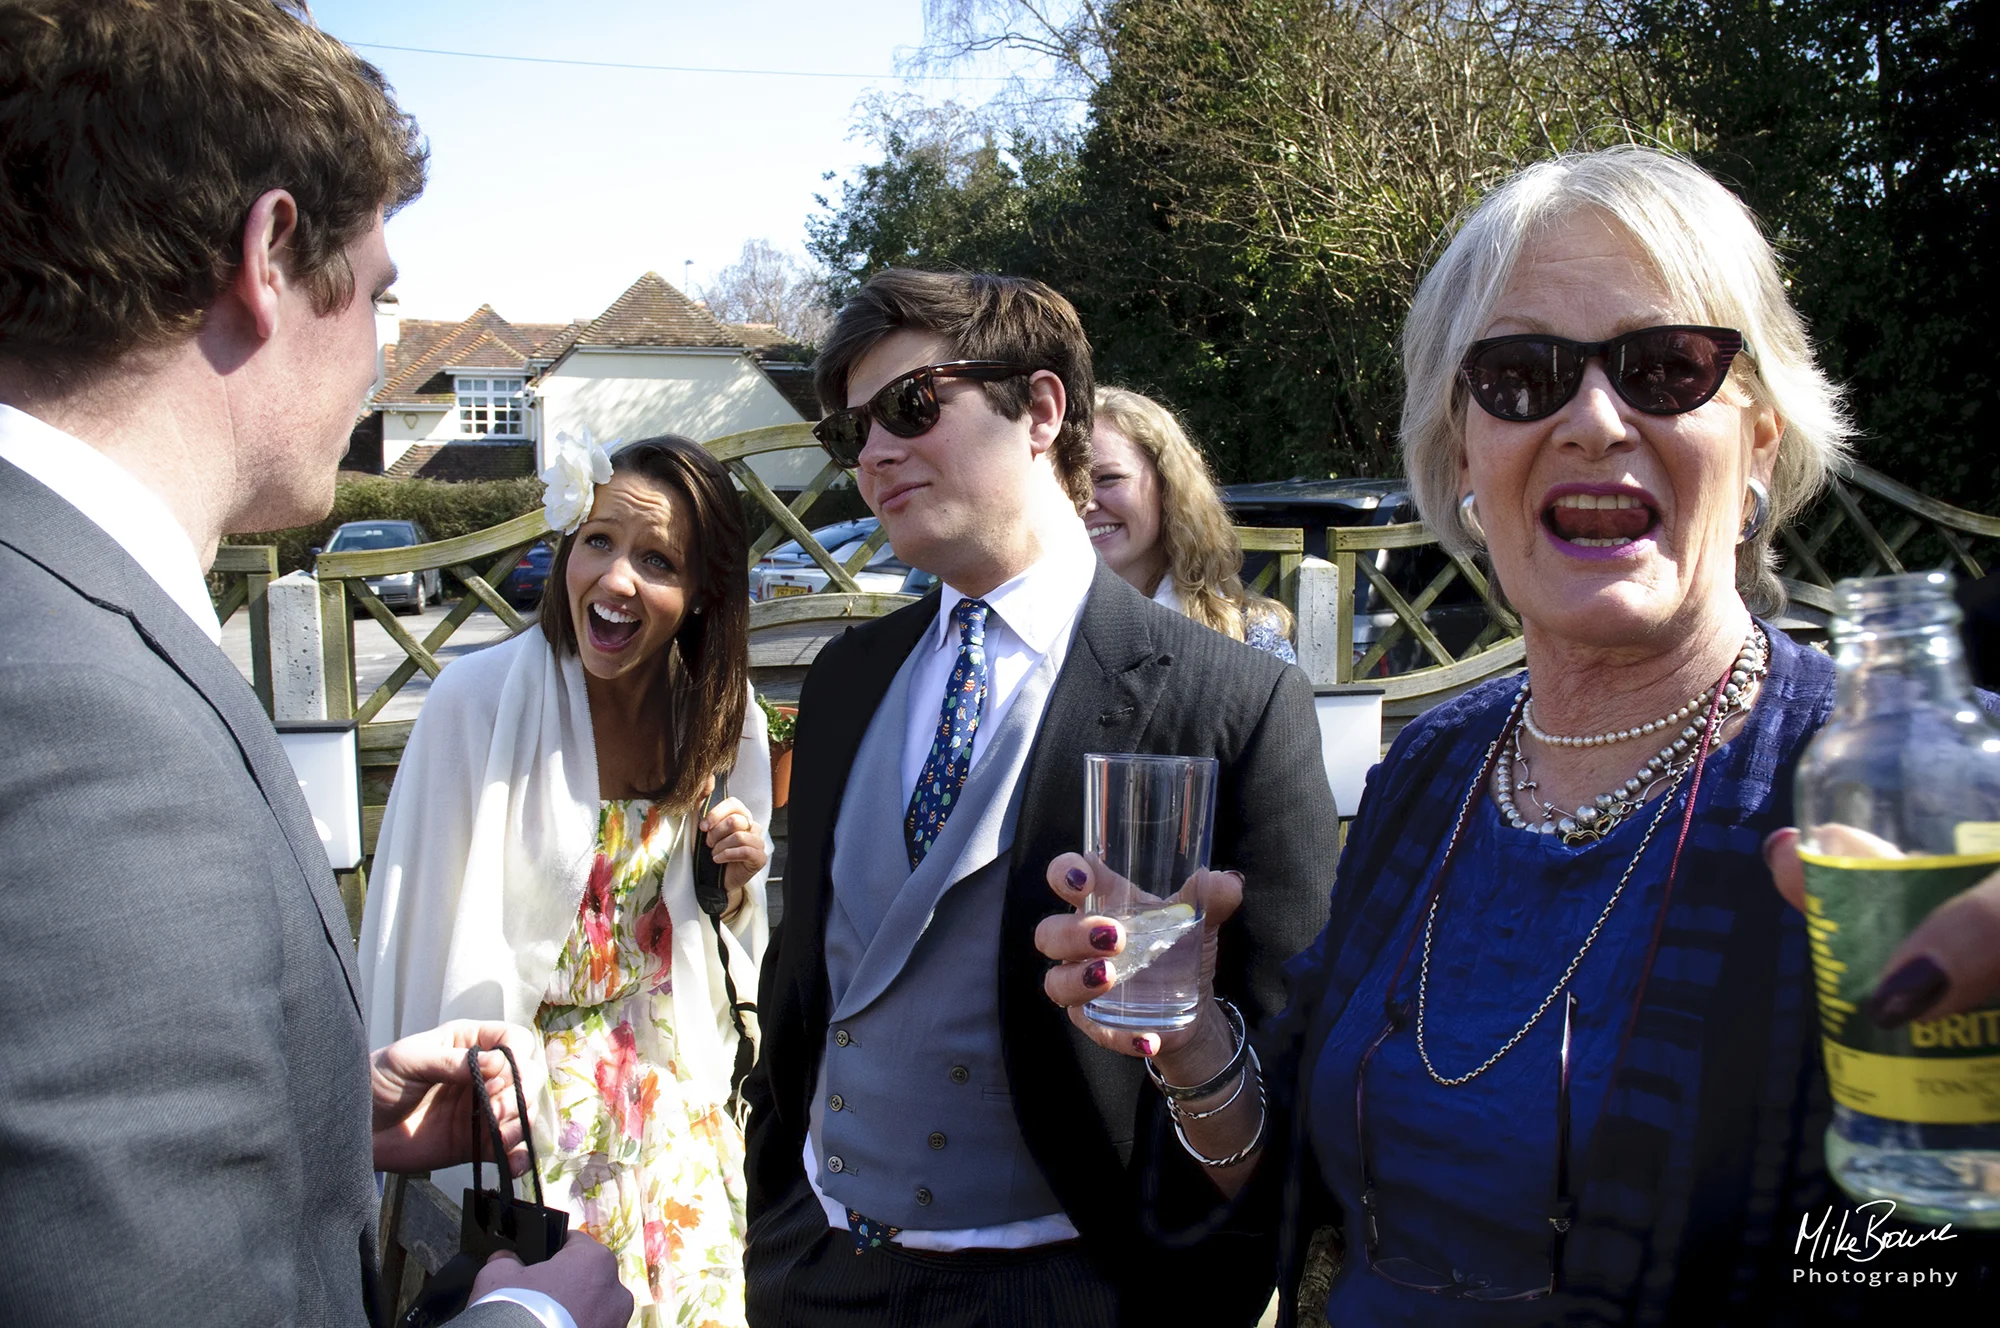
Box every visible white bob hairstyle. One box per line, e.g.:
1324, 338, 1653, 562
1400, 145, 1853, 613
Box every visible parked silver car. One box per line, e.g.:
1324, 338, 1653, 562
317, 519, 444, 615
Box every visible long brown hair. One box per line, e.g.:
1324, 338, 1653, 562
1094, 386, 1294, 644
540, 435, 750, 810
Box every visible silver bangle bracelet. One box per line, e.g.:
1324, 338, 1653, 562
1145, 997, 1248, 1101
1169, 1061, 1249, 1122
1171, 1039, 1267, 1167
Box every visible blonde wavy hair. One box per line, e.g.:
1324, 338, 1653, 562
1095, 386, 1295, 644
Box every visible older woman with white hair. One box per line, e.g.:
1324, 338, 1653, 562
1036, 145, 1995, 1322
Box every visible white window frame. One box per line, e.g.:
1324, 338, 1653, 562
454, 374, 528, 438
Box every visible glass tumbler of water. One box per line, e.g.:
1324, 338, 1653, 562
1082, 753, 1218, 1031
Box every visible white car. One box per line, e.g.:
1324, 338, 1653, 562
751, 536, 934, 601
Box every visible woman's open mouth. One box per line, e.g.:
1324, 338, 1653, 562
586, 602, 641, 652
1087, 521, 1123, 544
1541, 490, 1659, 551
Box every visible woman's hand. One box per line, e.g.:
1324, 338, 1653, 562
1765, 827, 2000, 1026
1038, 852, 1244, 1074
701, 795, 767, 920
370, 1020, 539, 1176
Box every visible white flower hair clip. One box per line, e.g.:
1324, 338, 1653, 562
540, 426, 616, 535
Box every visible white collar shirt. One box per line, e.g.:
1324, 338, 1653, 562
897, 516, 1100, 801
0, 402, 222, 645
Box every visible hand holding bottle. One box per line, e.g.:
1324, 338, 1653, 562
1765, 827, 2000, 1028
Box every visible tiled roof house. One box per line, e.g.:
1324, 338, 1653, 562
354, 273, 819, 489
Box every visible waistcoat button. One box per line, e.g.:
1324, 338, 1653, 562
915, 1187, 933, 1206
834, 1030, 852, 1047
949, 1065, 970, 1084
827, 1155, 845, 1174
928, 1132, 946, 1150
829, 1094, 845, 1112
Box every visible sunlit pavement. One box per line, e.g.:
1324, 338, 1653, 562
220, 598, 528, 723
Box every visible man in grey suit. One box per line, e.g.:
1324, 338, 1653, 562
0, 4, 626, 1324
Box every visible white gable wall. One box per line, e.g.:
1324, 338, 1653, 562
537, 347, 823, 489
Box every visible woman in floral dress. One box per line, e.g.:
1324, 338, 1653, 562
362, 433, 771, 1328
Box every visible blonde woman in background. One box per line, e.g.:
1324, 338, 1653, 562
1087, 386, 1298, 660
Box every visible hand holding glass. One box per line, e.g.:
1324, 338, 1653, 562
1082, 753, 1218, 1031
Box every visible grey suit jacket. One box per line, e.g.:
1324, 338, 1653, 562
0, 458, 530, 1327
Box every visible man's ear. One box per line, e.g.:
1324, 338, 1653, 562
1025, 369, 1066, 457
231, 189, 301, 342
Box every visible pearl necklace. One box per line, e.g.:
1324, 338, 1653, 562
1412, 686, 1700, 1088
1494, 626, 1769, 845
1523, 691, 1711, 748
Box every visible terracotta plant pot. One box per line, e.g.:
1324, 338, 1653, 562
770, 744, 794, 809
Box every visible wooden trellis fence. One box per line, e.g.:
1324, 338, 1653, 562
275, 431, 1997, 864
209, 543, 277, 713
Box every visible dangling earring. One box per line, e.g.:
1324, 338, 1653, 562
1739, 477, 1771, 544
1458, 492, 1486, 545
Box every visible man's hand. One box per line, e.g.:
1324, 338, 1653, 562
471, 1234, 634, 1328
371, 1021, 538, 1176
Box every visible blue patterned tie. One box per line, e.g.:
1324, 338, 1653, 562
904, 598, 991, 869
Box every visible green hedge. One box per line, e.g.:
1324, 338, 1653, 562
226, 475, 547, 574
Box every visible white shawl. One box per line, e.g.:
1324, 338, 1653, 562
357, 627, 771, 1146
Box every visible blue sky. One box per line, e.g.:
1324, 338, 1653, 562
314, 1, 1029, 325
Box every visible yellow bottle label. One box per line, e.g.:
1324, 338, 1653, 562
1799, 847, 2000, 1127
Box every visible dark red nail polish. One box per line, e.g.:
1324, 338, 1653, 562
1866, 956, 1950, 1029
1066, 867, 1088, 888
1132, 1036, 1156, 1056
1083, 959, 1108, 988
1089, 925, 1119, 952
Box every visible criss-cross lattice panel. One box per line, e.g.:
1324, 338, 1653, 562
211, 543, 277, 714
1778, 462, 2000, 628
1330, 521, 1525, 702
314, 508, 551, 724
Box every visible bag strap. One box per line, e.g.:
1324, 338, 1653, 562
693, 775, 758, 1102
465, 1043, 548, 1207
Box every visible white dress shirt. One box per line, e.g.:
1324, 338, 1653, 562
0, 402, 222, 644
805, 517, 1100, 1251
897, 519, 1100, 801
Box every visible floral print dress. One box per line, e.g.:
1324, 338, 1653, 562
536, 800, 749, 1328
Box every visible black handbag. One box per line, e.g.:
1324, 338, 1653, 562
693, 776, 758, 1111
398, 1044, 569, 1328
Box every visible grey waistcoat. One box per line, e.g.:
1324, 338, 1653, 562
809, 634, 1066, 1229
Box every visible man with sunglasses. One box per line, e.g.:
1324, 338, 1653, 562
741, 269, 1337, 1326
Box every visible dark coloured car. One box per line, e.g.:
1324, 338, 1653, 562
1221, 478, 1493, 674
318, 519, 443, 615
502, 542, 554, 610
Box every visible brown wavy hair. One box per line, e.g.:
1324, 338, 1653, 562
813, 269, 1096, 509
0, 0, 427, 382
540, 437, 750, 811
1095, 387, 1294, 645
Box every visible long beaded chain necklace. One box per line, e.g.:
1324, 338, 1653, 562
1495, 626, 1768, 845
1410, 634, 1752, 1088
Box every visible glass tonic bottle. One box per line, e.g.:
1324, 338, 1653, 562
1795, 571, 2000, 1227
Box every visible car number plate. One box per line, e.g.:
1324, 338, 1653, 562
769, 584, 810, 598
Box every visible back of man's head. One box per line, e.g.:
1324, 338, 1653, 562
0, 0, 426, 388
814, 269, 1096, 509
